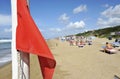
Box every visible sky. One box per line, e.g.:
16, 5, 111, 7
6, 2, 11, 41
0, 0, 120, 39
0, 0, 11, 38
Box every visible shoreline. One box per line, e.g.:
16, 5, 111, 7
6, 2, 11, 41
0, 61, 12, 68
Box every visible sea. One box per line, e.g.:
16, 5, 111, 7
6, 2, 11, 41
0, 39, 11, 67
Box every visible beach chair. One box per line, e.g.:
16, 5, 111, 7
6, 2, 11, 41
112, 42, 120, 47
101, 46, 117, 54
106, 49, 117, 54
78, 44, 84, 47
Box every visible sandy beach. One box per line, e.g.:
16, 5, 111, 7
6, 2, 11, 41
0, 37, 120, 79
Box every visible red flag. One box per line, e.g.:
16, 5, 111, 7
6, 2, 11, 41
16, 0, 56, 79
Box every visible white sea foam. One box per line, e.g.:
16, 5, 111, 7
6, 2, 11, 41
0, 42, 11, 67
0, 39, 11, 43
0, 53, 11, 67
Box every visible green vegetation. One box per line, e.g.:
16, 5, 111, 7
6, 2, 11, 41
76, 25, 120, 38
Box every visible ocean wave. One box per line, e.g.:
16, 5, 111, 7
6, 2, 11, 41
0, 57, 11, 63
0, 47, 11, 50
0, 39, 12, 43
0, 53, 11, 67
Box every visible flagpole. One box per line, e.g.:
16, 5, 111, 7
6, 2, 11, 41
11, 0, 30, 79
11, 0, 18, 79
19, 51, 30, 79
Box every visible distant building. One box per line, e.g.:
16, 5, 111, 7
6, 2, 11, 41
111, 32, 115, 35
115, 31, 120, 35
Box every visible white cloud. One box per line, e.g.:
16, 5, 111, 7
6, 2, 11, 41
97, 4, 120, 28
97, 17, 120, 27
0, 14, 11, 26
67, 21, 85, 29
49, 28, 62, 32
59, 13, 69, 24
73, 5, 87, 14
42, 20, 85, 38
101, 4, 120, 18
4, 28, 12, 32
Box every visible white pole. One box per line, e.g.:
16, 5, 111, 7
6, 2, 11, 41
11, 0, 30, 79
11, 0, 18, 79
19, 52, 30, 79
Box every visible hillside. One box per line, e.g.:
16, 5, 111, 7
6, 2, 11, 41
76, 25, 120, 38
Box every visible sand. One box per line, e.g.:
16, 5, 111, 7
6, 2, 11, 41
0, 62, 12, 79
0, 37, 120, 79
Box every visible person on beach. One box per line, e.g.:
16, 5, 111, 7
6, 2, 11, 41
104, 42, 117, 54
69, 39, 73, 46
105, 42, 113, 49
78, 40, 85, 47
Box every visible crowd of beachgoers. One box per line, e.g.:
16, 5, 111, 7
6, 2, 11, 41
60, 35, 120, 54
